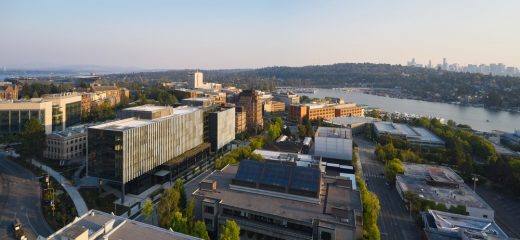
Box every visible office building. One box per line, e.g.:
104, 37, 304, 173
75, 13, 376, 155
373, 122, 445, 147
87, 105, 203, 199
289, 103, 363, 123
396, 163, 494, 219
235, 106, 247, 134
264, 100, 285, 113
44, 127, 87, 163
208, 106, 235, 152
45, 209, 199, 240
0, 98, 53, 134
0, 82, 18, 100
421, 210, 508, 240
189, 71, 222, 90
237, 90, 263, 129
193, 160, 363, 240
119, 104, 174, 119
182, 97, 214, 107
43, 92, 82, 131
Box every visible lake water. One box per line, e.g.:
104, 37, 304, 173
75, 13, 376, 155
302, 89, 520, 133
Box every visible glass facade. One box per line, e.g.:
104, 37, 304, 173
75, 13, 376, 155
65, 101, 81, 127
0, 110, 45, 133
88, 129, 123, 182
52, 105, 63, 132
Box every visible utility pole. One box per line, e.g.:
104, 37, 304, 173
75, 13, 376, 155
472, 174, 479, 192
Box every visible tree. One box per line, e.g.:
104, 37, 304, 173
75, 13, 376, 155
170, 211, 188, 234
142, 199, 154, 223
19, 119, 47, 160
220, 220, 240, 240
174, 179, 187, 209
157, 187, 180, 228
385, 158, 405, 182
184, 199, 195, 232
192, 221, 210, 240
157, 90, 178, 106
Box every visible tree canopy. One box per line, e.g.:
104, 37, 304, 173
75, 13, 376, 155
220, 220, 240, 240
19, 119, 46, 160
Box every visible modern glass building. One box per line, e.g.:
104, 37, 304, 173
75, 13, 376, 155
43, 92, 82, 131
87, 106, 204, 200
0, 99, 53, 134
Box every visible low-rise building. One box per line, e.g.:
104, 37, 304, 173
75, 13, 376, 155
289, 103, 363, 123
373, 122, 445, 148
119, 104, 174, 119
172, 88, 203, 100
45, 209, 199, 240
325, 116, 378, 134
91, 84, 125, 105
0, 82, 18, 100
252, 149, 322, 170
44, 127, 87, 163
0, 98, 53, 134
264, 100, 285, 113
182, 97, 214, 107
396, 163, 494, 219
313, 127, 355, 182
193, 160, 363, 240
421, 210, 509, 240
273, 92, 300, 105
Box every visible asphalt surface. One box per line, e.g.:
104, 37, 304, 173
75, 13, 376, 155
476, 186, 520, 238
355, 137, 422, 240
0, 153, 53, 240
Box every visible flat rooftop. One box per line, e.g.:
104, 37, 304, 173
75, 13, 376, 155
315, 127, 352, 139
325, 116, 377, 126
252, 149, 320, 168
193, 163, 361, 228
397, 164, 491, 210
46, 210, 199, 240
122, 104, 173, 112
90, 106, 200, 131
374, 122, 444, 144
423, 210, 508, 240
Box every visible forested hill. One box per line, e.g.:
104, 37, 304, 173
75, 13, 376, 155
104, 63, 520, 109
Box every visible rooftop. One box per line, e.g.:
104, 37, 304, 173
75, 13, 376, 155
397, 163, 492, 210
122, 104, 173, 112
42, 92, 82, 99
90, 106, 200, 131
315, 127, 352, 139
252, 149, 322, 169
193, 163, 361, 228
423, 210, 509, 240
46, 210, 200, 240
374, 122, 444, 145
325, 116, 378, 126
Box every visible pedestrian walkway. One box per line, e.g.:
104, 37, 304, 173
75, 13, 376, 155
31, 159, 89, 216
363, 173, 386, 179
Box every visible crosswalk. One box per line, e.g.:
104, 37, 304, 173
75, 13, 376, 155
363, 173, 386, 179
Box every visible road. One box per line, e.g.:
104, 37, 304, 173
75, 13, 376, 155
355, 137, 421, 240
476, 186, 520, 238
0, 153, 53, 240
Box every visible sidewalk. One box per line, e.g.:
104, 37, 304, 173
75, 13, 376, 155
31, 159, 89, 216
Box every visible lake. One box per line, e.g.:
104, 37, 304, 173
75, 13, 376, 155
302, 89, 520, 133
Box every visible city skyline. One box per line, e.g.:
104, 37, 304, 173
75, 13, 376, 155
2, 1, 520, 69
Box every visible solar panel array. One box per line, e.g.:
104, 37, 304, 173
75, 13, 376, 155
234, 159, 321, 197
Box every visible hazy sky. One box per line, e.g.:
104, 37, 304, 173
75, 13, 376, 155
1, 0, 520, 69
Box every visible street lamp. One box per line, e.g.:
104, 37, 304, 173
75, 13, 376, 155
472, 174, 479, 192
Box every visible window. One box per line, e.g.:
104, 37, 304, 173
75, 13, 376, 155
483, 215, 488, 218
320, 231, 332, 240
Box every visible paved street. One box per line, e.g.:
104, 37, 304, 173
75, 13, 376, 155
476, 186, 520, 238
355, 137, 421, 240
0, 153, 53, 240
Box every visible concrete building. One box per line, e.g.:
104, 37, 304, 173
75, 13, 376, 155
237, 90, 263, 129
396, 163, 494, 219
45, 209, 199, 240
235, 106, 247, 134
0, 98, 53, 134
421, 210, 509, 240
43, 92, 82, 131
189, 71, 222, 90
314, 127, 353, 161
192, 160, 363, 240
0, 82, 18, 100
87, 105, 204, 199
289, 103, 363, 123
252, 149, 322, 170
44, 127, 87, 164
373, 122, 445, 148
208, 106, 235, 152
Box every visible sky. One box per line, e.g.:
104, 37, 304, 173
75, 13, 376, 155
1, 0, 520, 70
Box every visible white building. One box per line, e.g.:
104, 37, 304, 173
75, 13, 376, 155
0, 98, 53, 134
314, 127, 353, 160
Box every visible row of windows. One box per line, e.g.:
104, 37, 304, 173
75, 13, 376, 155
47, 144, 85, 153
47, 137, 86, 146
